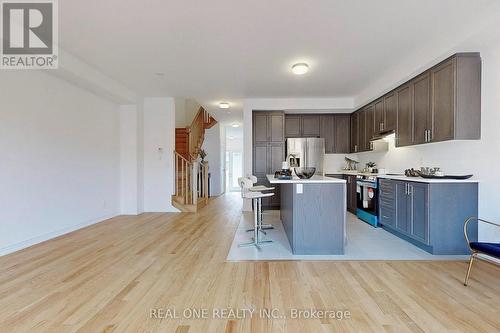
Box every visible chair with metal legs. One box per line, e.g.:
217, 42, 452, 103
463, 217, 500, 286
238, 176, 275, 233
238, 178, 274, 249
247, 175, 275, 233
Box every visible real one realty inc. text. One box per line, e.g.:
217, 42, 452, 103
150, 307, 351, 320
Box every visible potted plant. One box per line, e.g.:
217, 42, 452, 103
366, 161, 376, 173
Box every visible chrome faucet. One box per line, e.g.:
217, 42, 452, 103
287, 154, 298, 168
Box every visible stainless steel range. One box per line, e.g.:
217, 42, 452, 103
356, 175, 379, 227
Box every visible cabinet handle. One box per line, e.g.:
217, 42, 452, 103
428, 130, 432, 142
424, 130, 428, 142
354, 145, 358, 152
370, 142, 373, 150
381, 122, 384, 131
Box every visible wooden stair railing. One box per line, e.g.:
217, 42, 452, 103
173, 106, 216, 211
174, 152, 209, 209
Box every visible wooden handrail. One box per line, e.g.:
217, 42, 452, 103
174, 151, 209, 207
174, 107, 215, 208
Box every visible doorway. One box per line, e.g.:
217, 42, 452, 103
226, 151, 243, 192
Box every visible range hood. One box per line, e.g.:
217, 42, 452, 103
370, 130, 395, 142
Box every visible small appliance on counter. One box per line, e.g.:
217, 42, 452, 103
356, 175, 379, 227
274, 161, 292, 179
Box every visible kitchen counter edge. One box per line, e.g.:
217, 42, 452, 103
266, 174, 346, 184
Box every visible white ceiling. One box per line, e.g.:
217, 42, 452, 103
59, 0, 498, 122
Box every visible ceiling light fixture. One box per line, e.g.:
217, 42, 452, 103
231, 122, 240, 128
292, 63, 309, 75
219, 102, 230, 109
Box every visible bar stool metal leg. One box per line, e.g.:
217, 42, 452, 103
246, 197, 274, 233
257, 197, 273, 245
239, 198, 260, 248
239, 198, 273, 249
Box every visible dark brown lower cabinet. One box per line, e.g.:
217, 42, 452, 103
345, 175, 357, 214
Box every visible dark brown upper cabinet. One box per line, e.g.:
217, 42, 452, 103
384, 91, 397, 131
334, 114, 351, 153
364, 104, 375, 148
285, 114, 350, 154
269, 113, 285, 143
396, 84, 413, 147
255, 111, 284, 144
253, 113, 269, 144
374, 98, 385, 135
284, 115, 301, 137
412, 71, 431, 145
284, 114, 320, 138
352, 53, 481, 149
301, 115, 321, 137
431, 59, 455, 142
350, 112, 359, 153
320, 115, 335, 153
358, 110, 366, 151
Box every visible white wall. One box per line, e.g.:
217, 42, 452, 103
174, 98, 187, 127
0, 71, 120, 255
174, 98, 201, 128
142, 97, 179, 212
120, 105, 142, 214
324, 154, 356, 174
202, 124, 224, 196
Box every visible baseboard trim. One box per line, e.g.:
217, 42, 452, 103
0, 213, 118, 257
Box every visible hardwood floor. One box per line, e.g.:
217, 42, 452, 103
1, 193, 499, 332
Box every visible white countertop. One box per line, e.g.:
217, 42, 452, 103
326, 170, 381, 176
325, 171, 478, 183
377, 175, 479, 183
267, 174, 346, 184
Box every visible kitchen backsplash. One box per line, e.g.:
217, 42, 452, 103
355, 136, 482, 175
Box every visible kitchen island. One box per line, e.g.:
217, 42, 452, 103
267, 174, 346, 254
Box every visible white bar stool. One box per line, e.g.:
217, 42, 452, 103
238, 178, 274, 248
247, 175, 275, 232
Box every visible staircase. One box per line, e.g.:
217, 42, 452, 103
172, 107, 217, 212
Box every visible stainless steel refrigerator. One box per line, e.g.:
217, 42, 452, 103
286, 138, 325, 175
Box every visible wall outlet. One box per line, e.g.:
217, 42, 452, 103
296, 184, 303, 194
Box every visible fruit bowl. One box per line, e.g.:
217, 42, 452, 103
294, 167, 316, 179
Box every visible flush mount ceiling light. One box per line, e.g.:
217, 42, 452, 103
291, 63, 309, 75
219, 102, 230, 109
231, 122, 240, 128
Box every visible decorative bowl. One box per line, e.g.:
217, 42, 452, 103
294, 167, 316, 179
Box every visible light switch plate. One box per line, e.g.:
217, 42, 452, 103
296, 184, 303, 194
